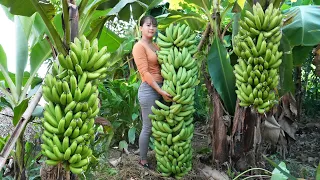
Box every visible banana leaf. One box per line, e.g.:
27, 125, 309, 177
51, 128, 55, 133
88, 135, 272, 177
282, 5, 320, 46
207, 35, 237, 114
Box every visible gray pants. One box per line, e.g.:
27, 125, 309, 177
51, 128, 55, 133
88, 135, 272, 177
138, 82, 161, 160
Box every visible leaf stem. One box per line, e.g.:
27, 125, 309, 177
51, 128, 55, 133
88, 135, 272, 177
30, 0, 67, 56
0, 85, 15, 107
18, 68, 42, 104
79, 0, 107, 35
62, 0, 71, 46
0, 64, 18, 102
241, 175, 272, 180
78, 0, 89, 19
197, 23, 211, 51
221, 20, 233, 39
263, 155, 297, 180
233, 168, 272, 180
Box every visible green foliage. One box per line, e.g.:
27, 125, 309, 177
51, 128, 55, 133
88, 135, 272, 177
24, 141, 42, 180
0, 133, 42, 180
317, 163, 320, 179
264, 155, 297, 180
0, 71, 42, 89
0, 13, 45, 125
230, 156, 318, 180
0, 135, 10, 152
0, 173, 14, 180
270, 162, 290, 180
281, 0, 316, 9
82, 153, 118, 180
0, 0, 56, 17
184, 0, 212, 10
49, 0, 61, 11
94, 0, 163, 26
12, 99, 29, 125
97, 28, 124, 53
15, 16, 31, 96
156, 10, 206, 31
0, 45, 8, 70
263, 155, 320, 180
119, 140, 128, 151
193, 83, 209, 121
29, 37, 52, 75
81, 125, 114, 179
98, 72, 141, 144
31, 105, 44, 117
292, 46, 314, 66
0, 97, 11, 112
127, 127, 136, 144
302, 52, 320, 117
149, 2, 169, 17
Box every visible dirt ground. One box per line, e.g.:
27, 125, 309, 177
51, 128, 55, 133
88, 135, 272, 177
99, 114, 320, 180
98, 121, 213, 180
283, 114, 320, 178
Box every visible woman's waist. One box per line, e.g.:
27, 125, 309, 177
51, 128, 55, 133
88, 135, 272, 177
141, 73, 163, 81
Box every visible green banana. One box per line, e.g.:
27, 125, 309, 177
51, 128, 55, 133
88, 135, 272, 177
42, 36, 107, 171
233, 2, 282, 113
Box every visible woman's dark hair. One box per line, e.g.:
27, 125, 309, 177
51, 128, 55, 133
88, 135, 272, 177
139, 15, 157, 26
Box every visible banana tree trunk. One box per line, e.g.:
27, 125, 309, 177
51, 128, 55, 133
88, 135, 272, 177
231, 105, 263, 171
202, 60, 228, 165
199, 21, 228, 165
212, 88, 228, 164
40, 163, 76, 180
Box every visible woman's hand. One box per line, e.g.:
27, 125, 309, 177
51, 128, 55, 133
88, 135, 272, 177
159, 89, 172, 101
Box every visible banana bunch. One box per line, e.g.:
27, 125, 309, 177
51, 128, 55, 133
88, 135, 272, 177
150, 23, 199, 179
41, 35, 110, 174
157, 23, 198, 60
233, 3, 283, 114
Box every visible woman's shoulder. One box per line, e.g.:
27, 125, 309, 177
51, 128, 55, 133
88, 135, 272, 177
133, 40, 144, 47
133, 41, 145, 51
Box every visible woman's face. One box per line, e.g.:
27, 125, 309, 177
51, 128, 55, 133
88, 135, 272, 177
140, 18, 157, 39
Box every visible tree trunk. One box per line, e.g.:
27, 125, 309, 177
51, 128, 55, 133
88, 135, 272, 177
212, 88, 228, 164
198, 19, 229, 165
202, 60, 228, 166
295, 66, 302, 121
231, 107, 263, 172
40, 163, 77, 180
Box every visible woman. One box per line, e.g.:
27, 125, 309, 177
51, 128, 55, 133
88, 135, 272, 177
132, 15, 172, 168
